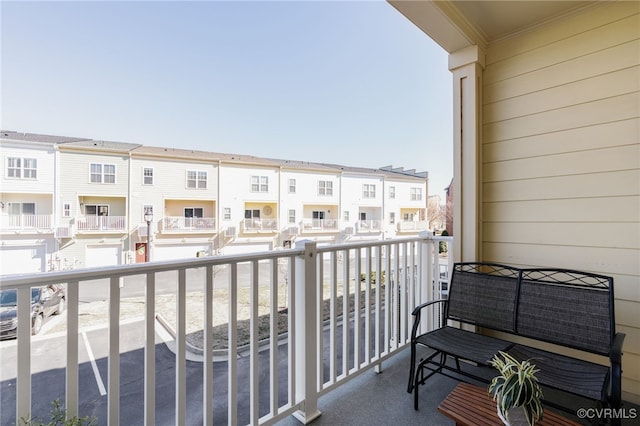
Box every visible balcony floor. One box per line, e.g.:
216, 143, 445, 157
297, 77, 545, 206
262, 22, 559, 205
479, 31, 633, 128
276, 347, 639, 426
276, 347, 458, 425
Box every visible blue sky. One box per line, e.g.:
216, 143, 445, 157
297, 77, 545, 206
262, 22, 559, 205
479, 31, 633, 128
1, 0, 453, 197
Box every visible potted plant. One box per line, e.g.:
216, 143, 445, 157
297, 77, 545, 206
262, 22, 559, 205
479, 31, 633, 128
488, 351, 544, 426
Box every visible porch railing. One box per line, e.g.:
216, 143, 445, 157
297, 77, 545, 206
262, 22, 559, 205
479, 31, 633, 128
75, 216, 126, 232
300, 218, 339, 232
161, 216, 216, 232
242, 218, 278, 232
0, 214, 52, 231
397, 220, 429, 232
0, 233, 452, 425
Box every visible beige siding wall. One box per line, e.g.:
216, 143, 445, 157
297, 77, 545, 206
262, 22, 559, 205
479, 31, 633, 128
482, 2, 640, 399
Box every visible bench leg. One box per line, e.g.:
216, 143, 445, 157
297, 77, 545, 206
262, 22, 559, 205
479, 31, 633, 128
407, 342, 417, 393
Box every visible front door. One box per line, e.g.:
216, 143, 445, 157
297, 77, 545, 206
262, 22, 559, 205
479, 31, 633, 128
135, 243, 147, 263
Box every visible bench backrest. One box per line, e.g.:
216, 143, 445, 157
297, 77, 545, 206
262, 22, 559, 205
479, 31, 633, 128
516, 269, 614, 356
447, 263, 520, 333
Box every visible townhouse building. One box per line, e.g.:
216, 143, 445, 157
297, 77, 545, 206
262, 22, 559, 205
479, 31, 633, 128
0, 132, 88, 274
1, 131, 429, 272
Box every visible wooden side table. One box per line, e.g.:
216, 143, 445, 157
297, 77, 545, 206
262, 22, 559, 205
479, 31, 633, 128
437, 382, 582, 426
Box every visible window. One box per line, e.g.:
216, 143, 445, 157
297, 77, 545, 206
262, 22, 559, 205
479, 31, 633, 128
343, 211, 350, 221
187, 171, 207, 189
363, 184, 376, 198
403, 212, 415, 221
85, 205, 109, 216
8, 202, 35, 215
411, 188, 423, 201
6, 157, 37, 179
223, 207, 231, 220
318, 180, 333, 196
90, 163, 116, 184
143, 168, 153, 185
360, 212, 367, 221
288, 179, 296, 193
390, 212, 395, 224
245, 209, 260, 219
63, 203, 71, 217
251, 176, 269, 192
23, 159, 37, 179
389, 186, 396, 199
184, 207, 204, 218
288, 209, 296, 224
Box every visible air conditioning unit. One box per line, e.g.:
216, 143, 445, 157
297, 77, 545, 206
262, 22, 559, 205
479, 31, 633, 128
344, 226, 354, 235
225, 226, 237, 237
288, 226, 299, 235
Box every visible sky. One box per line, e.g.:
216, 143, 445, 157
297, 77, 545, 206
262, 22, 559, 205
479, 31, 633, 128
1, 0, 453, 197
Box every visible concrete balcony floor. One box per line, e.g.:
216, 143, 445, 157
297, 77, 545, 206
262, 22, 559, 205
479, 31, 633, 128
276, 347, 639, 426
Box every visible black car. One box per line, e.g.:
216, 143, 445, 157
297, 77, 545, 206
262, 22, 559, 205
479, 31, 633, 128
0, 285, 66, 339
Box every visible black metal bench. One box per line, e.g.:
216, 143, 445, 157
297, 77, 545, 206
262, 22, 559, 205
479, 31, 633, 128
408, 262, 626, 417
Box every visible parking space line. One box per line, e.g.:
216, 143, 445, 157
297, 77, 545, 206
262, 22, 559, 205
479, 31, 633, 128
82, 331, 107, 396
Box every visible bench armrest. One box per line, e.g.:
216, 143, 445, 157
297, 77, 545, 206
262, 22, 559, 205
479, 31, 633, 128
410, 299, 447, 341
609, 332, 626, 409
610, 332, 626, 364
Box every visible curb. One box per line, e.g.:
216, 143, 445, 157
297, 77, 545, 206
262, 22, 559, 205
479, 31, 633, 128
154, 313, 289, 362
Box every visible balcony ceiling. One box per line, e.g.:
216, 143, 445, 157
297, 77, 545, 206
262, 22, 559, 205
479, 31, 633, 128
389, 0, 596, 52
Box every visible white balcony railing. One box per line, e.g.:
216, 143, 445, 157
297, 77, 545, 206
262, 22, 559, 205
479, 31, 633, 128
242, 218, 278, 232
0, 234, 452, 425
75, 215, 126, 232
355, 220, 381, 233
0, 214, 53, 232
397, 220, 429, 232
161, 216, 216, 232
301, 218, 339, 232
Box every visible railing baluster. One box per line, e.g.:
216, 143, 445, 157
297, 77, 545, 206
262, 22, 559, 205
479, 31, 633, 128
250, 260, 259, 425
287, 256, 295, 408
384, 243, 391, 355
144, 273, 156, 426
316, 252, 323, 390
269, 258, 278, 417
108, 276, 120, 426
228, 263, 238, 425
354, 247, 361, 370
16, 286, 31, 421
204, 265, 214, 426
342, 249, 349, 376
374, 246, 382, 371
330, 250, 337, 384
66, 280, 79, 419
364, 246, 371, 365
176, 269, 186, 426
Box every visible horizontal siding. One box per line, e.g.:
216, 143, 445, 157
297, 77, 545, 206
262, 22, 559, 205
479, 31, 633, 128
484, 222, 640, 250
484, 118, 639, 163
484, 92, 639, 143
483, 170, 640, 201
482, 243, 639, 278
485, 39, 640, 104
486, 2, 640, 65
485, 11, 639, 83
485, 66, 639, 123
481, 2, 639, 398
484, 196, 640, 223
484, 144, 639, 182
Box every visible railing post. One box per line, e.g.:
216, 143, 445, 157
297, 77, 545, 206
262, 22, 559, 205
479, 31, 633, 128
292, 240, 322, 424
418, 231, 435, 335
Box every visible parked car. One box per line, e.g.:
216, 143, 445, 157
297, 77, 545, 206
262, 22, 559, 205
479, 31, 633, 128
0, 285, 66, 339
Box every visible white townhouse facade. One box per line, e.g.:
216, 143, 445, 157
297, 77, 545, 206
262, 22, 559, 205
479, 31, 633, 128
130, 146, 221, 262
0, 130, 96, 274
55, 140, 140, 269
0, 132, 64, 274
0, 131, 429, 271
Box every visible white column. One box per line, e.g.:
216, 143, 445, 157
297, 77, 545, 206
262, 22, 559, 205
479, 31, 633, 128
449, 45, 485, 262
292, 240, 322, 424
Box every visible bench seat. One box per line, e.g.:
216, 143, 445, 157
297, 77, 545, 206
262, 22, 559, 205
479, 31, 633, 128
507, 345, 610, 402
417, 327, 513, 366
